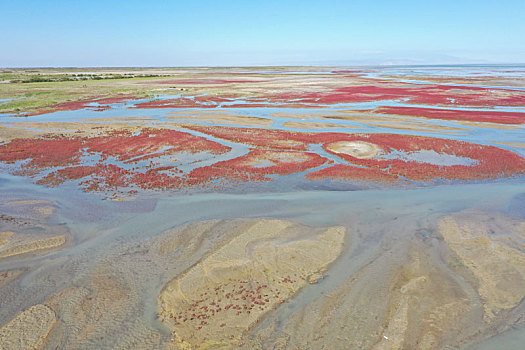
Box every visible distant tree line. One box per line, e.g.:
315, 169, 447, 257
10, 73, 165, 83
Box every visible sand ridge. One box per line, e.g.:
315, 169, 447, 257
0, 231, 14, 246
438, 214, 525, 321
0, 234, 66, 259
158, 218, 346, 349
0, 304, 57, 350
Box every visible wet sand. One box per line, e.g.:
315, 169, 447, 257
0, 181, 524, 349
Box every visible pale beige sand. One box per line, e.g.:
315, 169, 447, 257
493, 141, 525, 149
268, 112, 309, 120
33, 206, 55, 218
438, 215, 525, 321
4, 200, 56, 218
326, 140, 381, 159
382, 74, 525, 88
77, 116, 153, 122
0, 124, 39, 142
4, 121, 145, 139
176, 122, 305, 150
166, 111, 272, 126
6, 200, 49, 206
282, 121, 363, 129
0, 231, 13, 246
158, 219, 345, 349
361, 121, 466, 135
1, 214, 521, 349
271, 110, 466, 134
0, 234, 66, 258
335, 110, 422, 123
0, 304, 57, 350
455, 121, 521, 130
319, 110, 472, 133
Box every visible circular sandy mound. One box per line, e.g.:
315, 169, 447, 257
326, 141, 380, 159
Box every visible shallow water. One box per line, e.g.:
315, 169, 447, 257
2, 169, 525, 347
470, 327, 525, 350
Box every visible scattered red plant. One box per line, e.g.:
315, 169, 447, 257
189, 149, 327, 184
307, 165, 399, 183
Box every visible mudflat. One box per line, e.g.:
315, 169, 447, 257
0, 66, 524, 349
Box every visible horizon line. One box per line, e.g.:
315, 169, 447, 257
2, 63, 525, 70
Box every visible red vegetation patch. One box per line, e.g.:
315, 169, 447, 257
148, 79, 261, 85
128, 82, 524, 110
85, 128, 230, 162
307, 165, 399, 183
81, 164, 185, 192
183, 125, 378, 151
38, 166, 98, 187
270, 86, 412, 104
189, 126, 525, 183
0, 128, 230, 166
319, 133, 525, 182
268, 84, 525, 107
184, 125, 316, 151
0, 137, 84, 167
0, 128, 231, 192
37, 163, 183, 192
189, 149, 327, 184
1, 125, 524, 192
376, 106, 525, 125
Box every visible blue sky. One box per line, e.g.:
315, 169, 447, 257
1, 0, 524, 67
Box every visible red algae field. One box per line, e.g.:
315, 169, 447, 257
1, 66, 525, 350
